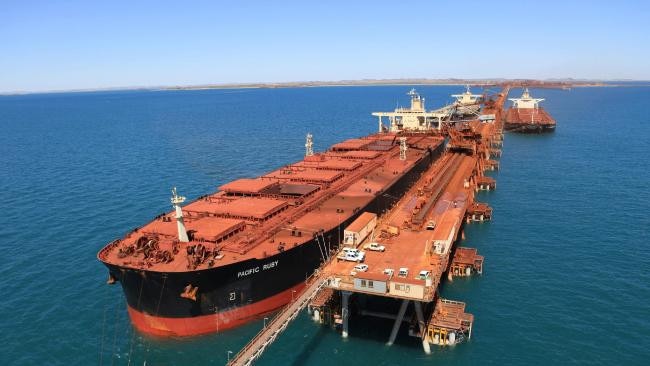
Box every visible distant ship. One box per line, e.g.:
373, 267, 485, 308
451, 85, 483, 116
504, 88, 556, 133
371, 89, 452, 131
98, 90, 446, 337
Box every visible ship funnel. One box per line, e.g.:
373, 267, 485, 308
305, 133, 314, 157
171, 187, 189, 242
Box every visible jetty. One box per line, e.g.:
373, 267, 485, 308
228, 86, 511, 364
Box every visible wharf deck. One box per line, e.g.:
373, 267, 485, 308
322, 152, 479, 302
320, 89, 508, 304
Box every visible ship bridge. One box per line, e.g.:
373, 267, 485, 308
509, 88, 544, 109
451, 85, 483, 116
451, 85, 483, 105
372, 89, 452, 132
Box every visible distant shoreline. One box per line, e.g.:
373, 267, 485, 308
3, 78, 648, 95
162, 78, 610, 91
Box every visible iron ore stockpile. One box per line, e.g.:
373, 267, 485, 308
504, 88, 556, 133
226, 86, 526, 366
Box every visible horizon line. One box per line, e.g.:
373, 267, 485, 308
2, 77, 648, 96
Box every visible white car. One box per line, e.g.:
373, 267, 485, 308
354, 251, 366, 262
418, 270, 431, 280
341, 250, 365, 262
353, 264, 368, 272
363, 242, 385, 252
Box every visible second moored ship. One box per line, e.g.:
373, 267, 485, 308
505, 88, 556, 133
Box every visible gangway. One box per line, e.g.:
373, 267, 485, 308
227, 273, 328, 366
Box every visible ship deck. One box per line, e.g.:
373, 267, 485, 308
98, 133, 444, 272
505, 107, 556, 126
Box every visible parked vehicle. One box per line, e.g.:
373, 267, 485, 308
363, 242, 385, 252
339, 250, 366, 262
354, 264, 369, 272
398, 267, 409, 278
354, 251, 366, 262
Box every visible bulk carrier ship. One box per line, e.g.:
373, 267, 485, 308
504, 88, 556, 133
98, 90, 448, 337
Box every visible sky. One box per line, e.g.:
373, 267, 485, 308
1, 0, 649, 92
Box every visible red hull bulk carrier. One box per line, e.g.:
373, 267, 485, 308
98, 91, 446, 337
504, 88, 556, 133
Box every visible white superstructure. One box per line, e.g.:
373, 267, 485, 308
509, 88, 544, 109
372, 89, 452, 132
451, 85, 483, 116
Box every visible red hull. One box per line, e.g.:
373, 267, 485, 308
127, 282, 306, 337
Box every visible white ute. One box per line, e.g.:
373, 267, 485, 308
350, 263, 368, 276
353, 264, 368, 272
363, 242, 386, 252
338, 248, 366, 262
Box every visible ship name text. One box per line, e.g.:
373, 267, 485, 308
237, 260, 279, 278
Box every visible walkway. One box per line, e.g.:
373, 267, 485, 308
227, 274, 327, 366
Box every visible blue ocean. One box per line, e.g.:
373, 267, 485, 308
0, 85, 648, 365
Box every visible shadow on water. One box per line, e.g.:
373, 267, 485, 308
287, 314, 426, 366
289, 327, 329, 366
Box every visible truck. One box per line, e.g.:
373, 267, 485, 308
343, 212, 377, 247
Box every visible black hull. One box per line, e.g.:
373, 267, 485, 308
504, 123, 556, 133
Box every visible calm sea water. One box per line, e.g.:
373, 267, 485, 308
0, 85, 648, 365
